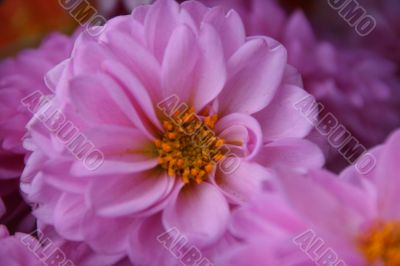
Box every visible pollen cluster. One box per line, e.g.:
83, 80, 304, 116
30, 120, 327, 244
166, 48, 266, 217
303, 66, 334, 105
357, 221, 400, 266
155, 108, 226, 185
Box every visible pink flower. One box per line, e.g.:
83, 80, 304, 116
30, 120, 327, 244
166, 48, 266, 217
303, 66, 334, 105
280, 129, 400, 265
0, 32, 74, 236
22, 0, 322, 262
0, 32, 73, 179
204, 0, 400, 172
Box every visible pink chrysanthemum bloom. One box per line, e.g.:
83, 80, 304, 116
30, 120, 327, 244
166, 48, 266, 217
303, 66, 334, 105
280, 129, 400, 266
203, 0, 400, 172
0, 33, 74, 234
22, 0, 323, 260
0, 32, 73, 178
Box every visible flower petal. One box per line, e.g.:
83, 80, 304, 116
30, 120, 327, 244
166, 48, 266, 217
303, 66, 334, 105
54, 193, 86, 241
215, 161, 270, 204
279, 169, 369, 244
257, 138, 324, 172
192, 23, 227, 111
203, 7, 246, 59
144, 0, 180, 61
215, 113, 263, 160
87, 171, 175, 217
254, 84, 313, 141
161, 25, 199, 105
81, 211, 133, 254
162, 182, 229, 247
128, 214, 177, 266
218, 37, 287, 114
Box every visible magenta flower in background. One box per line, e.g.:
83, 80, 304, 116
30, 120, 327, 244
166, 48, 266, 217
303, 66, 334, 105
0, 32, 74, 234
21, 0, 323, 263
280, 129, 400, 266
313, 0, 400, 65
0, 33, 73, 167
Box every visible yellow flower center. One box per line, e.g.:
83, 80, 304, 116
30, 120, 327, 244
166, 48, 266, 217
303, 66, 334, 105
155, 107, 226, 185
357, 221, 400, 266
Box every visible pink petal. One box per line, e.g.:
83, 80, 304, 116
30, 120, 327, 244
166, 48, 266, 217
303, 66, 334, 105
71, 158, 158, 177
79, 125, 154, 156
144, 0, 180, 61
181, 0, 209, 27
81, 211, 133, 254
100, 27, 163, 104
68, 74, 133, 127
54, 193, 86, 241
215, 113, 263, 160
132, 4, 151, 24
218, 37, 287, 115
128, 214, 176, 266
215, 161, 269, 204
44, 59, 68, 92
279, 169, 366, 244
102, 60, 162, 133
161, 25, 199, 106
257, 138, 324, 172
204, 7, 246, 59
254, 84, 313, 141
87, 171, 175, 217
70, 32, 112, 75
230, 193, 306, 240
192, 23, 227, 111
309, 170, 375, 219
162, 182, 229, 247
